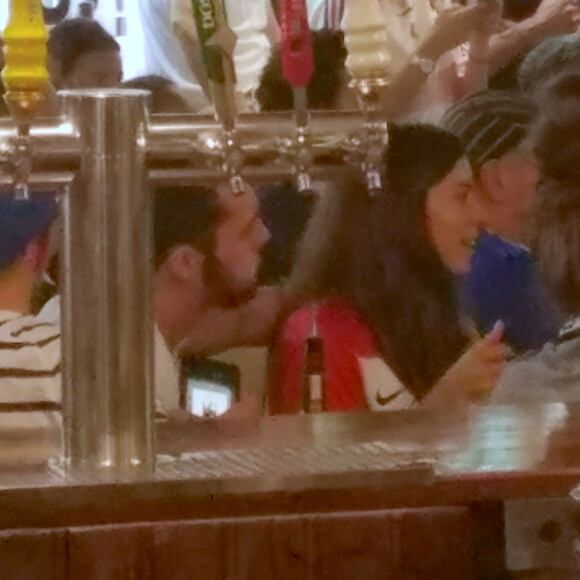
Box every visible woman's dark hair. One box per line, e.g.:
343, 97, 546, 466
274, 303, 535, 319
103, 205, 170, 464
256, 29, 347, 112
48, 18, 120, 85
530, 103, 580, 315
289, 123, 469, 399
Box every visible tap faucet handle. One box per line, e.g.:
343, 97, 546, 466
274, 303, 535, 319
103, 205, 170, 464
341, 0, 391, 87
2, 0, 49, 127
281, 0, 314, 91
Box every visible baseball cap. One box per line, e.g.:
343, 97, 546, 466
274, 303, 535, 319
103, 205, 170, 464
0, 193, 59, 270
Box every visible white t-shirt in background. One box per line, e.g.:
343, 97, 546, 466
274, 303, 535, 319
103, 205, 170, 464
38, 296, 181, 418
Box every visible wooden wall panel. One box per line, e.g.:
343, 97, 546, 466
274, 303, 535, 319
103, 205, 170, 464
397, 507, 474, 579
310, 508, 473, 580
66, 524, 155, 580
0, 528, 66, 580
0, 506, 474, 579
152, 520, 227, 580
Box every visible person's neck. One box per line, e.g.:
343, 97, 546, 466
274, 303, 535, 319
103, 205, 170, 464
154, 283, 203, 350
0, 276, 33, 315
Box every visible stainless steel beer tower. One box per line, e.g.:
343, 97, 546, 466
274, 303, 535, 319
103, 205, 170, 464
60, 90, 154, 477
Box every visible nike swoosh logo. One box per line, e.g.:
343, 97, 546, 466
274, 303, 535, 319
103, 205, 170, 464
375, 390, 402, 406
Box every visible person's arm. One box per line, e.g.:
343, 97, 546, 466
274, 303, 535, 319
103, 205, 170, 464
379, 2, 498, 118
176, 286, 287, 357
487, 0, 580, 73
265, 0, 281, 43
422, 322, 509, 413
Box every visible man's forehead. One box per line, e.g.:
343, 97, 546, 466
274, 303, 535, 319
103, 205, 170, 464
216, 181, 259, 217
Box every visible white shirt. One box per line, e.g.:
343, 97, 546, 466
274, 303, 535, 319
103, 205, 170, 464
38, 296, 182, 418
308, 0, 437, 73
154, 326, 181, 414
0, 310, 61, 430
358, 357, 417, 411
141, 0, 274, 100
137, 0, 210, 111
308, 0, 465, 116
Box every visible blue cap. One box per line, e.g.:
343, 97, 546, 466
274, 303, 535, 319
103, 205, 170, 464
0, 193, 59, 270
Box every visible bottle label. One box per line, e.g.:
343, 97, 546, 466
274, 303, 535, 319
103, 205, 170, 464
190, 0, 226, 84
309, 374, 323, 413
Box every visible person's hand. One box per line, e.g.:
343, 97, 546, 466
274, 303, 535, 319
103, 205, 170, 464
424, 321, 509, 410
419, 2, 501, 60
531, 0, 580, 37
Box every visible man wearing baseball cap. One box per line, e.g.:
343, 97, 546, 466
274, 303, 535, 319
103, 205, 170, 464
0, 193, 61, 429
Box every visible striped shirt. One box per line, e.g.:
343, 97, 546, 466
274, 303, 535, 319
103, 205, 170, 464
0, 311, 61, 430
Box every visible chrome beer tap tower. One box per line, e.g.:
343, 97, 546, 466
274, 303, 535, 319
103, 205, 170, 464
0, 0, 391, 480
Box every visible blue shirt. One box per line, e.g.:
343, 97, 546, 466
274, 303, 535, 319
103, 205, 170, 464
461, 233, 562, 354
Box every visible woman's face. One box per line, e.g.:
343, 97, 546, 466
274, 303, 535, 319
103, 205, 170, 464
424, 157, 480, 275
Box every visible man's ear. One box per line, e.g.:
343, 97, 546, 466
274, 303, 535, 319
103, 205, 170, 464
21, 233, 50, 274
477, 159, 505, 204
164, 245, 204, 282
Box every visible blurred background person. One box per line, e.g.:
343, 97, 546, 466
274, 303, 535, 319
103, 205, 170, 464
167, 0, 280, 112
495, 103, 580, 403
0, 193, 60, 430
47, 18, 122, 90
39, 181, 279, 418
122, 75, 193, 114
442, 90, 562, 353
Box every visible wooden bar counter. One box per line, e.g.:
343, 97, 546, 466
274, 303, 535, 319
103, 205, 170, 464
1, 403, 580, 579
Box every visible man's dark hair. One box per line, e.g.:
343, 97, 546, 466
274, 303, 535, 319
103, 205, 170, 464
153, 185, 221, 270
123, 75, 190, 114
48, 18, 120, 81
256, 29, 347, 112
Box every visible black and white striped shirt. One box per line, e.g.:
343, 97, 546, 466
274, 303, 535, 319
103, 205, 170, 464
0, 311, 61, 429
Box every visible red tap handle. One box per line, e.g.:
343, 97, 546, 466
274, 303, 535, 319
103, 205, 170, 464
281, 0, 314, 89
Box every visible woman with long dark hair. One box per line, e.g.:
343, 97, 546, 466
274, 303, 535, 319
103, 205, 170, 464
268, 123, 508, 414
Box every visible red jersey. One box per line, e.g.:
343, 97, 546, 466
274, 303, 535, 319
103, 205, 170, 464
268, 299, 380, 414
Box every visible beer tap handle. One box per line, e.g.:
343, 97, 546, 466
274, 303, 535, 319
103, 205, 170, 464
2, 0, 48, 126
281, 0, 314, 193
342, 0, 390, 195
191, 0, 245, 193
2, 0, 49, 199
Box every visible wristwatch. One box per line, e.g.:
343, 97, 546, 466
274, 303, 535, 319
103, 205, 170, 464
410, 53, 436, 75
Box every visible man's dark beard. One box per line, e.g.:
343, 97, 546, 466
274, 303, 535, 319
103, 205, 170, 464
202, 252, 257, 309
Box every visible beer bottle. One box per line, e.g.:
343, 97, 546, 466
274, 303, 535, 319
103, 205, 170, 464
302, 333, 325, 413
